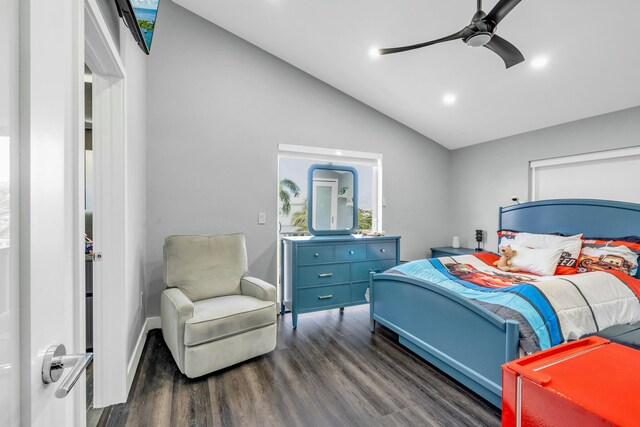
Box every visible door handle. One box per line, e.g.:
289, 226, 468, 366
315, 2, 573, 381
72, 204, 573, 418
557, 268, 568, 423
42, 344, 93, 398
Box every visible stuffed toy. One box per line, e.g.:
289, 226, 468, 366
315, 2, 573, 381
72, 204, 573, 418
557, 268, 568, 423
493, 246, 520, 272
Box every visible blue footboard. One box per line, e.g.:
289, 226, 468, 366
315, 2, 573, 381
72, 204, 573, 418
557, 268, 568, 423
370, 272, 519, 407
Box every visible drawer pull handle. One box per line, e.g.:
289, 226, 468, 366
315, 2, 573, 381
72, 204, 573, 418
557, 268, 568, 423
380, 249, 386, 253
318, 294, 333, 300
314, 253, 320, 257
369, 269, 381, 273
349, 250, 355, 255
318, 273, 333, 278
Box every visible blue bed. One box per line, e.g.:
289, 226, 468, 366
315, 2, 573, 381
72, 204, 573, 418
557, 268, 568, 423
369, 199, 640, 407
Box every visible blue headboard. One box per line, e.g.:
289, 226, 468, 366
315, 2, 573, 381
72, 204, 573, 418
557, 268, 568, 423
499, 199, 640, 278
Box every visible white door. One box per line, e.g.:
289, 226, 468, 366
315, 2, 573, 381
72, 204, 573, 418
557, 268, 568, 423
312, 179, 338, 230
18, 0, 88, 425
0, 0, 20, 425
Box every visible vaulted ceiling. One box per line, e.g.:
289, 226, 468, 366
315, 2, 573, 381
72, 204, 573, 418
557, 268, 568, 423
172, 0, 640, 149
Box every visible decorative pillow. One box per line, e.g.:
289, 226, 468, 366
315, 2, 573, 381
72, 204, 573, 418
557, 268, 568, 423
577, 238, 640, 276
498, 230, 583, 275
509, 244, 565, 276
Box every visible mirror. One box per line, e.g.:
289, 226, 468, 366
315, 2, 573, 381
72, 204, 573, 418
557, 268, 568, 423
307, 164, 358, 235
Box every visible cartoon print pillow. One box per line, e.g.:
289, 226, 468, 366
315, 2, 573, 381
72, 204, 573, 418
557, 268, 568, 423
577, 239, 640, 277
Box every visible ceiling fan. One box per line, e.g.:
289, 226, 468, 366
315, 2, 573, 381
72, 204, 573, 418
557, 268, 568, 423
378, 0, 525, 69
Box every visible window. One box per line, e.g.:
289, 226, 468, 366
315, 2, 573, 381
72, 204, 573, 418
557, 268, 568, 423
278, 144, 383, 236
530, 146, 640, 203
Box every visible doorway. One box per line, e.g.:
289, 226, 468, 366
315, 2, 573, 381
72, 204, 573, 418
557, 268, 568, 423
1, 0, 128, 424
83, 63, 104, 426
85, 2, 129, 410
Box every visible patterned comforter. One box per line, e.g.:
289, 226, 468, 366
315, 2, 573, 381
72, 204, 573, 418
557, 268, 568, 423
387, 252, 640, 354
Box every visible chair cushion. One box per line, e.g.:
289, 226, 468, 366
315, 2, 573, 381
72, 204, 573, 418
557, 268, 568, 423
184, 295, 276, 347
164, 234, 248, 301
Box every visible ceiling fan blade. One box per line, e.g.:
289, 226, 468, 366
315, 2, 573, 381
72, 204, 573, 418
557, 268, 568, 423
483, 35, 524, 68
379, 29, 468, 55
485, 0, 522, 25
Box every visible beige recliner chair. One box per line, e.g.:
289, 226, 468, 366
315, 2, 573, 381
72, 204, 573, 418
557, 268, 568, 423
160, 233, 277, 378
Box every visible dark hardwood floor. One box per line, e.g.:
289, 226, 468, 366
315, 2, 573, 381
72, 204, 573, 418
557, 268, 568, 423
98, 306, 501, 427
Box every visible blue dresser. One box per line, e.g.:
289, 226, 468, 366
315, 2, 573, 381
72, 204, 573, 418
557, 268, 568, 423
281, 235, 400, 327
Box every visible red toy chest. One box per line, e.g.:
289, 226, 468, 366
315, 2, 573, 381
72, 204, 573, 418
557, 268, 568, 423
502, 337, 640, 426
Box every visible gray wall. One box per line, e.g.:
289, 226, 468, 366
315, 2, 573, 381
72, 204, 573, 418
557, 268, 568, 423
144, 1, 451, 316
450, 106, 640, 252
119, 23, 148, 362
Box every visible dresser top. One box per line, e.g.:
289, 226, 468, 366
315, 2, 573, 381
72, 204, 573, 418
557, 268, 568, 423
282, 234, 400, 243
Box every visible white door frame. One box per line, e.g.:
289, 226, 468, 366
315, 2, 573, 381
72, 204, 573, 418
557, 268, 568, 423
84, 0, 128, 408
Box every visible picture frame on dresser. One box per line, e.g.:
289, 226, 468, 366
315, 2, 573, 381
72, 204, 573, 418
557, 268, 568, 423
281, 235, 400, 328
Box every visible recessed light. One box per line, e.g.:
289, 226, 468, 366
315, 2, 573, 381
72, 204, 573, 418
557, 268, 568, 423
369, 46, 381, 59
531, 56, 548, 70
442, 93, 457, 105
336, 150, 342, 156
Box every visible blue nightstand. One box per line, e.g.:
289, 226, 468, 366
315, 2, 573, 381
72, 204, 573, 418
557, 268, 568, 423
430, 246, 483, 258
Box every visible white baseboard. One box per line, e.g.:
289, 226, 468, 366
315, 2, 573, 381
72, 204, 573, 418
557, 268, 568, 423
126, 316, 161, 396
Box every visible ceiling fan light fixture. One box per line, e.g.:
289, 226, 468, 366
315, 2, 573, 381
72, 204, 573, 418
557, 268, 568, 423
377, 0, 524, 68
531, 56, 549, 69
465, 32, 492, 47
442, 93, 457, 105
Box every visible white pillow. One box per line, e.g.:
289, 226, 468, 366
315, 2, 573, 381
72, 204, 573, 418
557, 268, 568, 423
509, 244, 565, 276
514, 232, 582, 249
513, 232, 583, 275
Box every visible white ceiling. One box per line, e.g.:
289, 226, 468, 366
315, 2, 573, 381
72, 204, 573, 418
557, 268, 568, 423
172, 0, 640, 149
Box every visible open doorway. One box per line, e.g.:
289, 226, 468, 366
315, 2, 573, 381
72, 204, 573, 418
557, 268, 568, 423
83, 64, 102, 426
84, 0, 129, 411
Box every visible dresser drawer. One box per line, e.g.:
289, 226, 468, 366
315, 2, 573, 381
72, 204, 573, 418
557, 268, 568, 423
298, 263, 349, 287
335, 243, 366, 262
351, 259, 396, 282
367, 242, 396, 260
298, 245, 334, 265
351, 282, 369, 304
298, 284, 350, 310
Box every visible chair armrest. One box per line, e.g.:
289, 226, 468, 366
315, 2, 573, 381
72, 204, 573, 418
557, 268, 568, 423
241, 276, 276, 303
160, 288, 195, 372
